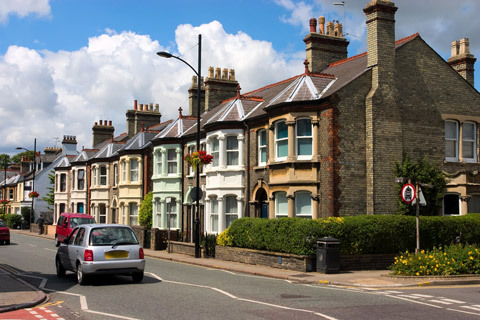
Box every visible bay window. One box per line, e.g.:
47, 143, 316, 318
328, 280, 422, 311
99, 165, 107, 185
295, 192, 312, 218
130, 159, 139, 182
463, 122, 476, 162
211, 137, 219, 167
445, 120, 459, 161
210, 197, 218, 233
167, 149, 177, 174
129, 203, 138, 225
225, 195, 238, 227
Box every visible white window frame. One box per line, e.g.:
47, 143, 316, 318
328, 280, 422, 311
130, 159, 139, 182
129, 203, 138, 225
166, 198, 177, 229
77, 169, 85, 190
225, 195, 238, 228
122, 161, 127, 182
210, 196, 218, 233
462, 121, 477, 162
296, 118, 313, 160
167, 149, 177, 175
114, 164, 118, 186
99, 165, 107, 186
211, 137, 219, 167
275, 121, 288, 161
71, 170, 76, 191
275, 191, 288, 218
445, 120, 459, 162
226, 136, 239, 166
258, 129, 267, 166
295, 191, 312, 219
155, 150, 162, 175
187, 145, 195, 175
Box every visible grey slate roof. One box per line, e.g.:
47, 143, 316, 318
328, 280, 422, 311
71, 149, 99, 163
92, 142, 125, 160
121, 131, 158, 152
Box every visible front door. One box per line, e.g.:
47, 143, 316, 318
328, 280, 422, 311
261, 203, 268, 219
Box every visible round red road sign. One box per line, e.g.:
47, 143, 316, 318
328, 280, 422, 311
401, 183, 416, 203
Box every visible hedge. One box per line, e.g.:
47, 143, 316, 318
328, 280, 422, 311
217, 215, 480, 256
3, 214, 22, 229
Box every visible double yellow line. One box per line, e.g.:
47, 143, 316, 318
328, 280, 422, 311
0, 263, 20, 274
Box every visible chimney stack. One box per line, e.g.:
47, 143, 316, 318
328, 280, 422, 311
448, 38, 476, 86
62, 135, 78, 155
204, 66, 239, 112
92, 120, 115, 147
188, 75, 205, 117
303, 16, 349, 73
363, 0, 402, 215
126, 100, 162, 137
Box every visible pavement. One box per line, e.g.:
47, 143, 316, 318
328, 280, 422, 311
2, 229, 480, 313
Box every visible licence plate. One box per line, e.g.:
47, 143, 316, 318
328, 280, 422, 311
105, 251, 128, 259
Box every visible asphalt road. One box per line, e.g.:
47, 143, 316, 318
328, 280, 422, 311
2, 232, 480, 320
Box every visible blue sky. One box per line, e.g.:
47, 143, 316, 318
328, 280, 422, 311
1, 0, 479, 155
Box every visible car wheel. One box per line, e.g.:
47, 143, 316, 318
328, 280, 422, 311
76, 263, 88, 285
55, 236, 60, 247
132, 271, 144, 283
56, 256, 66, 277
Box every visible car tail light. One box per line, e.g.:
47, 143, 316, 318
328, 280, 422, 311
84, 249, 94, 261
139, 248, 144, 259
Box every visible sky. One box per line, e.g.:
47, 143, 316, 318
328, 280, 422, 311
0, 0, 479, 156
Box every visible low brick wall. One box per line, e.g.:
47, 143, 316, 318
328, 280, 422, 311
340, 254, 396, 271
215, 246, 395, 272
215, 246, 315, 272
170, 241, 196, 256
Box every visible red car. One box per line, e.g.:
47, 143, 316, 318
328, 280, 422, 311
0, 219, 10, 245
55, 213, 95, 247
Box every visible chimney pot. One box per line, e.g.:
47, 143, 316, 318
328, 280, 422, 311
215, 67, 221, 79
208, 66, 214, 79
155, 103, 159, 111
95, 122, 98, 126
99, 120, 103, 125
319, 16, 325, 34
134, 99, 138, 110
229, 69, 235, 81
109, 120, 112, 126
150, 103, 153, 111
460, 38, 470, 54
222, 68, 228, 80
309, 18, 317, 33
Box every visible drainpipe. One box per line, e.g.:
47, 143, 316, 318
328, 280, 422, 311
246, 123, 250, 218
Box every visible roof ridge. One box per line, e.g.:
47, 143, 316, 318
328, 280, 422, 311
327, 33, 420, 68
243, 74, 302, 97
328, 52, 367, 68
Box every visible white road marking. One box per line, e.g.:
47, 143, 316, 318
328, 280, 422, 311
44, 248, 57, 252
440, 298, 466, 304
428, 299, 453, 305
461, 305, 480, 312
410, 294, 434, 298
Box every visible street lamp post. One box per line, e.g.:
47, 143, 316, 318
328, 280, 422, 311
17, 138, 36, 228
157, 34, 202, 258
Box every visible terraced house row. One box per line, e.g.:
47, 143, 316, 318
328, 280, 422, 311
4, 0, 480, 239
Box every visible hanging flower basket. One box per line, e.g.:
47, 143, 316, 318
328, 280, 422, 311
28, 191, 39, 198
184, 151, 214, 171
0, 199, 8, 205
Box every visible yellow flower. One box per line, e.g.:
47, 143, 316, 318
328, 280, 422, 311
470, 256, 474, 260
416, 272, 420, 276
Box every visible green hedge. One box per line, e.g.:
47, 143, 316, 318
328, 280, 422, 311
3, 214, 22, 229
218, 215, 480, 256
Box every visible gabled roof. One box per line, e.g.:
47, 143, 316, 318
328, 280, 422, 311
92, 142, 124, 160
55, 155, 76, 169
0, 174, 22, 187
121, 131, 158, 152
154, 115, 198, 140
71, 149, 98, 164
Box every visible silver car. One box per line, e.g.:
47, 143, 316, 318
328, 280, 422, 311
55, 224, 145, 285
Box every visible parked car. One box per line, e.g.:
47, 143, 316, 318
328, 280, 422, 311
0, 219, 10, 245
55, 224, 145, 285
55, 213, 95, 247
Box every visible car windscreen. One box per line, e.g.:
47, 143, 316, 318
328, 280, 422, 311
89, 227, 139, 246
0, 221, 6, 227
69, 217, 95, 228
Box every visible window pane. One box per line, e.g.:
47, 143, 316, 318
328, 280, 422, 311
260, 130, 267, 146
227, 152, 238, 165
445, 140, 456, 158
211, 198, 218, 213
463, 141, 474, 158
168, 162, 177, 174
277, 140, 288, 158
298, 138, 312, 156
463, 123, 475, 139
296, 119, 312, 136
227, 136, 238, 150
260, 149, 267, 163
295, 192, 312, 216
225, 196, 237, 213
445, 121, 457, 139
211, 215, 218, 232
226, 215, 237, 227
276, 121, 288, 139
167, 149, 176, 160
275, 192, 287, 216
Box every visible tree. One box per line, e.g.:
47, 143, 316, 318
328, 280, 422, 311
0, 154, 11, 167
42, 173, 55, 212
395, 156, 447, 216
139, 192, 153, 229
11, 151, 34, 164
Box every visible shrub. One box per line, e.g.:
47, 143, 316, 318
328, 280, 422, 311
390, 244, 480, 276
4, 214, 22, 229
217, 215, 480, 256
139, 192, 153, 229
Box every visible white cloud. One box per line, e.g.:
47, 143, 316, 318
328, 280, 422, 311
0, 21, 303, 153
0, 0, 51, 23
